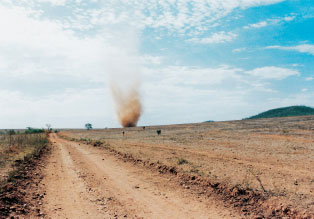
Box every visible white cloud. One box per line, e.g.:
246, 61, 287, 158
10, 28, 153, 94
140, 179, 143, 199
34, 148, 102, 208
38, 0, 67, 6
249, 21, 268, 28
9, 0, 285, 35
141, 63, 303, 123
0, 3, 144, 128
141, 82, 251, 123
232, 48, 246, 53
267, 93, 314, 109
245, 66, 300, 80
306, 77, 314, 81
0, 88, 116, 128
0, 4, 141, 83
139, 0, 285, 33
187, 31, 237, 44
143, 64, 284, 99
244, 15, 295, 29
266, 44, 314, 55
283, 16, 295, 21
140, 55, 162, 65
164, 65, 242, 85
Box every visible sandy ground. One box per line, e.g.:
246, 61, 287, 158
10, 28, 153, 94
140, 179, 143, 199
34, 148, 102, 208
41, 134, 240, 218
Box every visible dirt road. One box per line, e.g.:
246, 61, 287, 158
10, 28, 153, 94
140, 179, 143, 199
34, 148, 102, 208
41, 134, 240, 218
62, 116, 314, 217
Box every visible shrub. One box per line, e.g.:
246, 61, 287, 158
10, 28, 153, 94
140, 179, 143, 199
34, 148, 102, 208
25, 127, 44, 134
177, 157, 188, 165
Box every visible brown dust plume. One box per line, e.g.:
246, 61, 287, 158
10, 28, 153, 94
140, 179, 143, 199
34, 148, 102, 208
111, 84, 142, 127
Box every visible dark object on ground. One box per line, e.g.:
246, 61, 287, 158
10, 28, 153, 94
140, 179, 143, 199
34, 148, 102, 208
93, 141, 102, 147
246, 105, 314, 120
157, 130, 161, 135
143, 126, 146, 130
122, 131, 125, 136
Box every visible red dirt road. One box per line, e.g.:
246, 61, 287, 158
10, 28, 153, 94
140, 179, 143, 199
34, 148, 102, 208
41, 134, 241, 218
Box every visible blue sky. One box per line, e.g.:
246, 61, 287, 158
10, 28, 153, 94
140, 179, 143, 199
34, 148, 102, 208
0, 0, 313, 128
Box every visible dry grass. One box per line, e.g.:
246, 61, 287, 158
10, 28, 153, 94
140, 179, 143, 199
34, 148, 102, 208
60, 115, 314, 213
0, 133, 47, 182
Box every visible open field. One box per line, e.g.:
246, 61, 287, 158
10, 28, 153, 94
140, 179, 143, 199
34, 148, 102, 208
1, 116, 313, 218
59, 115, 314, 218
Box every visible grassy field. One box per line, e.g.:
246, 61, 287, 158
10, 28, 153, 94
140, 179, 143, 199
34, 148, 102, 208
60, 115, 314, 215
0, 132, 47, 183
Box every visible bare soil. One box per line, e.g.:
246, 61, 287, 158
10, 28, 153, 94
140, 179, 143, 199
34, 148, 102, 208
61, 115, 314, 218
41, 134, 240, 218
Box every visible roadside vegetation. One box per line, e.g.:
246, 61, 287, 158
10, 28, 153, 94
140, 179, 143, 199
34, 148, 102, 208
0, 130, 47, 183
0, 130, 48, 217
24, 127, 44, 134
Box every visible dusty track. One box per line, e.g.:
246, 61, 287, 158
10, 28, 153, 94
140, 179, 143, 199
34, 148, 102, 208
41, 134, 240, 218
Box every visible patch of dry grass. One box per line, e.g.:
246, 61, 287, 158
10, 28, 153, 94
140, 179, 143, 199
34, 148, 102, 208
0, 133, 47, 182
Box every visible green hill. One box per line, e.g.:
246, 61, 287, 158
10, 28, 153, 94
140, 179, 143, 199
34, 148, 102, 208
246, 105, 314, 119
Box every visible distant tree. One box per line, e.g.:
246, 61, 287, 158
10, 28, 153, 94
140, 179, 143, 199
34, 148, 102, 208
25, 127, 44, 134
7, 130, 16, 135
85, 123, 93, 130
46, 124, 52, 133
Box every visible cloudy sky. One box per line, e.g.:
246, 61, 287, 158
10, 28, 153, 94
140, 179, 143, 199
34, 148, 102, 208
0, 0, 313, 129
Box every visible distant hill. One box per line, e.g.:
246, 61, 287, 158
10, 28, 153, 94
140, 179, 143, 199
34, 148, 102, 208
246, 105, 314, 120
